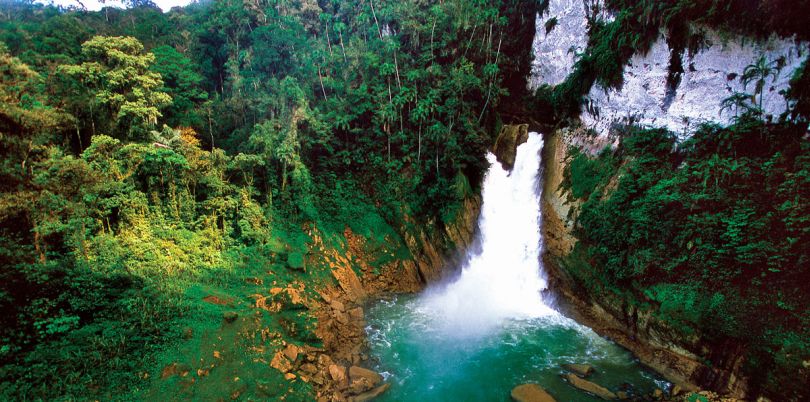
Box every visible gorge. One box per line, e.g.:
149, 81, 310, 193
0, 0, 807, 401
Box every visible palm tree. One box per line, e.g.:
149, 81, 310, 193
720, 92, 757, 120
741, 55, 780, 116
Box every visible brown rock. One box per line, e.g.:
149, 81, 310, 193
284, 372, 297, 380
283, 344, 300, 362
562, 363, 595, 377
492, 124, 529, 170
270, 351, 293, 373
348, 366, 382, 394
301, 363, 318, 374
328, 364, 347, 384
330, 259, 367, 302
653, 388, 663, 399
348, 383, 391, 402
511, 383, 557, 402
348, 307, 364, 323
564, 373, 617, 400
349, 366, 382, 386
331, 300, 346, 312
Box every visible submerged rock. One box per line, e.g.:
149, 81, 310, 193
564, 373, 617, 400
348, 366, 383, 394
511, 383, 557, 402
562, 363, 595, 377
349, 383, 390, 402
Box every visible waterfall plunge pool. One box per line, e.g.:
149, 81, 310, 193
363, 133, 669, 401
365, 294, 668, 401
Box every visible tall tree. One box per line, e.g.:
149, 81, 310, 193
58, 36, 171, 140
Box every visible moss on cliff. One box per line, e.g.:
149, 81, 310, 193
559, 119, 810, 400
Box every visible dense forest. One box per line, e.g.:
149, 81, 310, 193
1, 0, 809, 400
0, 0, 537, 398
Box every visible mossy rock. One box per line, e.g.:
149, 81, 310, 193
286, 252, 305, 271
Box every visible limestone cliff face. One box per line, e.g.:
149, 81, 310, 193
581, 32, 807, 141
530, 0, 807, 140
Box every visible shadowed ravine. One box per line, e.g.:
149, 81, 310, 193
365, 133, 668, 401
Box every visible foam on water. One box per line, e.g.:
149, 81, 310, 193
364, 132, 669, 400
420, 132, 556, 336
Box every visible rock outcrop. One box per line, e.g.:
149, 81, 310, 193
540, 129, 739, 398
532, 1, 809, 398
493, 124, 530, 170
306, 194, 482, 401
562, 363, 595, 377
511, 383, 557, 402
563, 373, 617, 400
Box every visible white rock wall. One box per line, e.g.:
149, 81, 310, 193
529, 0, 589, 88
530, 0, 808, 140
581, 31, 807, 140
530, 0, 613, 88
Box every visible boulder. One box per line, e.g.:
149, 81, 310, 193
564, 373, 617, 400
223, 311, 239, 323
511, 383, 557, 402
492, 124, 529, 170
349, 383, 391, 402
348, 366, 383, 394
270, 351, 293, 373
328, 364, 347, 384
283, 343, 300, 362
300, 363, 318, 374
562, 363, 595, 377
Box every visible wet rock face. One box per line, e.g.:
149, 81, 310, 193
493, 124, 530, 170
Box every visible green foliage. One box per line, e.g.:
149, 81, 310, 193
57, 36, 172, 139
0, 0, 531, 398
565, 146, 617, 199
566, 121, 810, 399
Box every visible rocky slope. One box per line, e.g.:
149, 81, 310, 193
305, 197, 481, 401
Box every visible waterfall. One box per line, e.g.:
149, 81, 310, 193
421, 132, 555, 337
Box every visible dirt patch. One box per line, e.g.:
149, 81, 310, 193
202, 295, 232, 305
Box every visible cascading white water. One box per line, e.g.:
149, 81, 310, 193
421, 132, 556, 336
365, 131, 669, 400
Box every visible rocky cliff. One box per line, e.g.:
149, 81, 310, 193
533, 0, 809, 399
308, 196, 481, 401
530, 0, 807, 140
